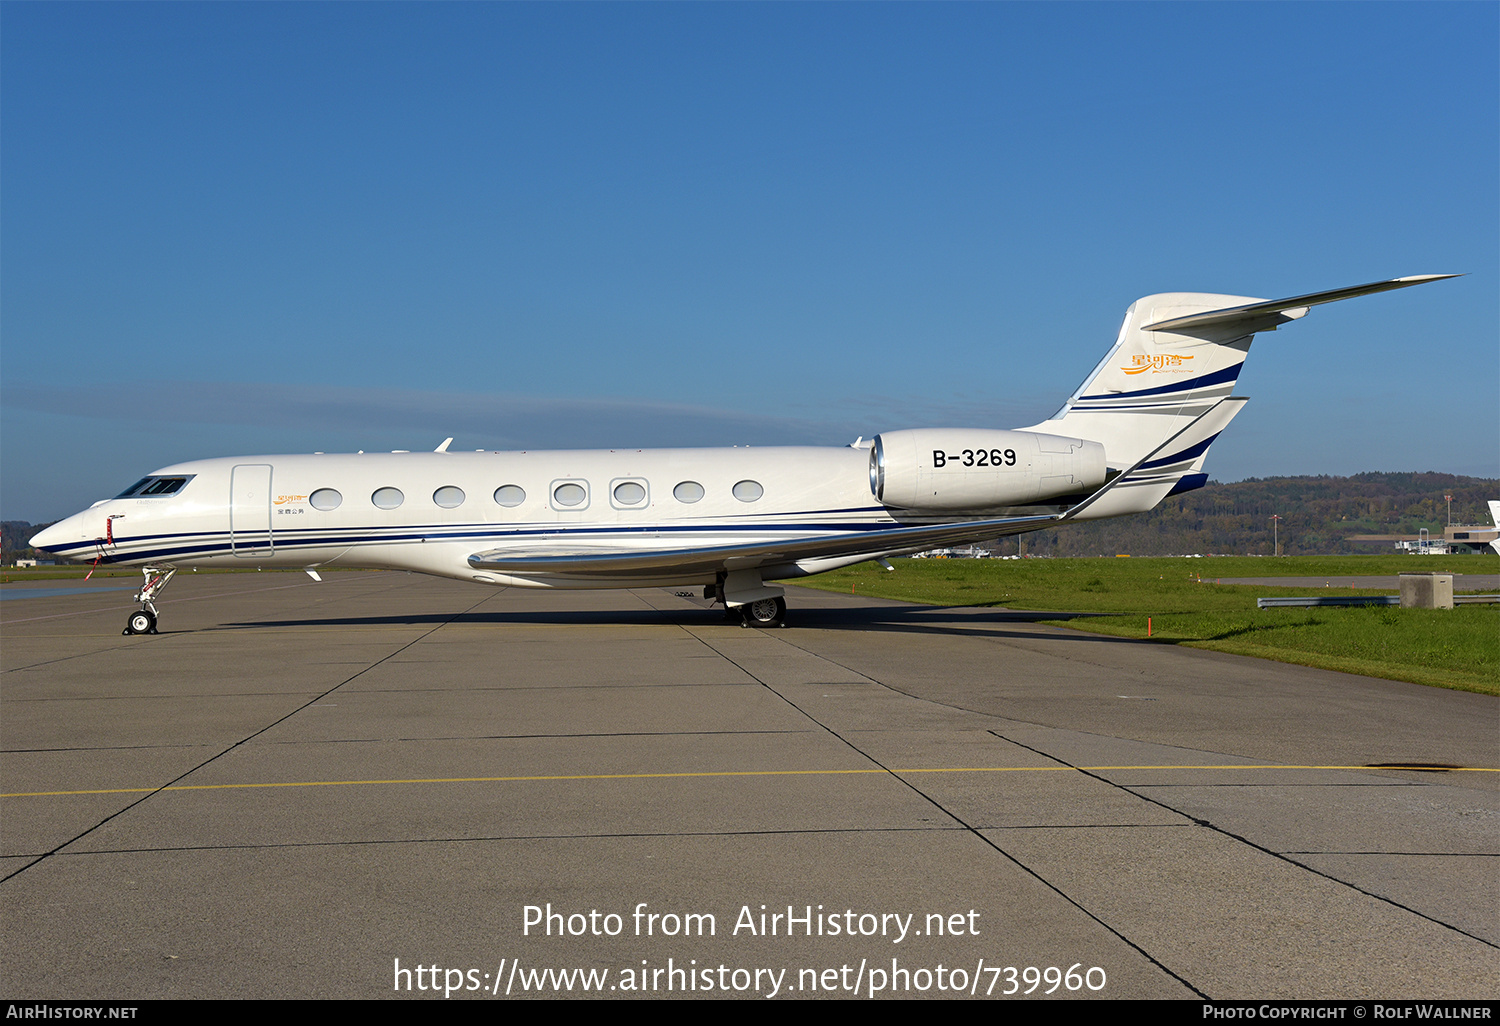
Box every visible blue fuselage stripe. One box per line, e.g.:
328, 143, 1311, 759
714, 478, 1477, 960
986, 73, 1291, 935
54, 514, 909, 565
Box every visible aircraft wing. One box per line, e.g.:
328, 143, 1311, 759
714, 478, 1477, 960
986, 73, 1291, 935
468, 397, 1247, 580
467, 513, 1058, 580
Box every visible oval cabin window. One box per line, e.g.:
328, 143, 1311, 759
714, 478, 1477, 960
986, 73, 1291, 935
732, 480, 764, 502
553, 483, 587, 507
372, 487, 404, 510
309, 488, 342, 511
493, 485, 526, 507
673, 481, 704, 503
433, 485, 465, 509
613, 481, 646, 505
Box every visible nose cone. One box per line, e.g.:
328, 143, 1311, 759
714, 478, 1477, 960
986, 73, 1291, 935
29, 512, 88, 556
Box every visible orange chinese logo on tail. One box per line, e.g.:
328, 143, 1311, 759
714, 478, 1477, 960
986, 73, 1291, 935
1121, 353, 1194, 375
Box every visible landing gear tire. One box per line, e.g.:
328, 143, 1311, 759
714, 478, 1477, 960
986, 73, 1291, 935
124, 567, 175, 636
740, 596, 787, 628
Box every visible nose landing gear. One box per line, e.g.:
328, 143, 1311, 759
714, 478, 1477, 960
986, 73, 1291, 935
123, 567, 177, 635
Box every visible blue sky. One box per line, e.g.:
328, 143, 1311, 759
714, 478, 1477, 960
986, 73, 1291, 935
3, 2, 1496, 522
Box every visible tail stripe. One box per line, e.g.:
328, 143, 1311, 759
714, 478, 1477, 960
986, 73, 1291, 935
1138, 433, 1222, 470
1078, 362, 1244, 403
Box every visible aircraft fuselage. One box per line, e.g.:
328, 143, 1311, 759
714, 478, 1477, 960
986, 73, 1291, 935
37, 445, 915, 589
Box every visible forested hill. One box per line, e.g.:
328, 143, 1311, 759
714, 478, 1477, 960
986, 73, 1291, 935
1009, 472, 1498, 557
2, 521, 57, 564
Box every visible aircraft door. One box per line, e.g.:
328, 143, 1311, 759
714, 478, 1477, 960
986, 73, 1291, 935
231, 464, 274, 557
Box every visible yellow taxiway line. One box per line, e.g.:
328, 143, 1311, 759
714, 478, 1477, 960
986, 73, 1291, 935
4, 763, 1492, 798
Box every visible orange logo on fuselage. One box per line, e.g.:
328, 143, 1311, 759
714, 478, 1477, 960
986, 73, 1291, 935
1121, 353, 1194, 374
273, 495, 308, 505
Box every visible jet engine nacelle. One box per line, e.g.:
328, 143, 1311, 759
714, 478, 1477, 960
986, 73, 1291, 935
871, 429, 1108, 511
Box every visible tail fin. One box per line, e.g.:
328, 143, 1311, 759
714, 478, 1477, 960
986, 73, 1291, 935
1025, 275, 1458, 512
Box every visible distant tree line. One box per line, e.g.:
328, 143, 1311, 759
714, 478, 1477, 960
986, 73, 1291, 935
989, 472, 1499, 557
2, 521, 67, 564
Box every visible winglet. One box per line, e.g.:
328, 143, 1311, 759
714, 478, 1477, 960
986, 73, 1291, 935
434, 437, 454, 453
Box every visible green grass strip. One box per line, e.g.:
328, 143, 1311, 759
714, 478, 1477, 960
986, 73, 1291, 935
799, 555, 1499, 695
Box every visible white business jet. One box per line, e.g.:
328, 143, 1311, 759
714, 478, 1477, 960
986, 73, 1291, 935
31, 275, 1456, 634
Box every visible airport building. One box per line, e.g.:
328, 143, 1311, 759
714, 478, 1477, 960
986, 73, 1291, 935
1350, 523, 1499, 555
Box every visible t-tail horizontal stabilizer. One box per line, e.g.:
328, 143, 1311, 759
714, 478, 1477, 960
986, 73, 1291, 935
1142, 275, 1461, 337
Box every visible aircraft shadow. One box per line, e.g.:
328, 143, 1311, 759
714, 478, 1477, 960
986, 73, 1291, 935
773, 604, 1127, 646
217, 603, 1139, 647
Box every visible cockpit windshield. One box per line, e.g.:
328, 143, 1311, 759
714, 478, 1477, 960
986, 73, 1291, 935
115, 475, 194, 498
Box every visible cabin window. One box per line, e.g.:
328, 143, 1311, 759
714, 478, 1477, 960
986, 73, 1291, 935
433, 485, 465, 509
372, 487, 405, 510
612, 481, 646, 506
493, 485, 526, 507
309, 488, 342, 511
552, 482, 587, 508
673, 481, 704, 503
732, 480, 764, 502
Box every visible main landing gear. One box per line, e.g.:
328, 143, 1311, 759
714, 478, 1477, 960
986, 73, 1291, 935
740, 595, 787, 629
708, 572, 788, 628
123, 567, 177, 635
